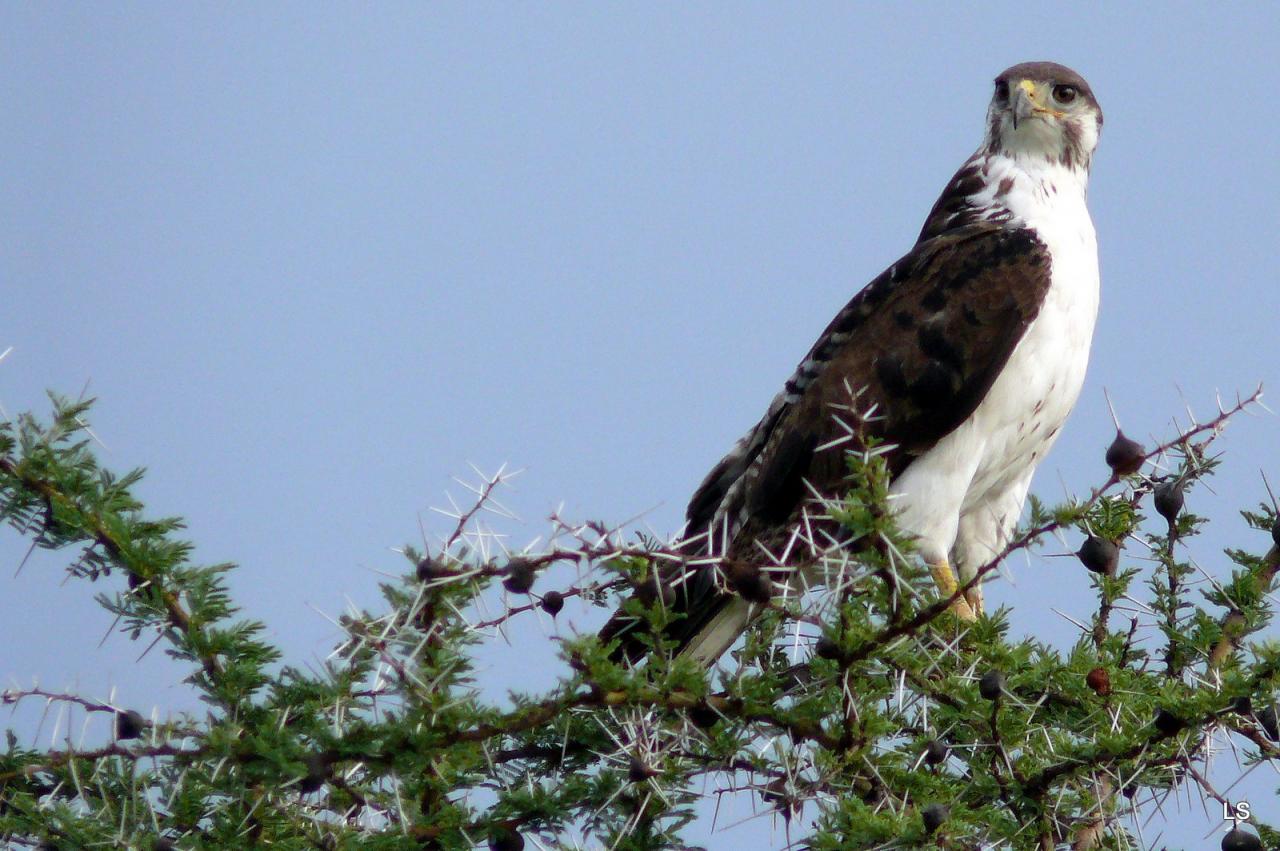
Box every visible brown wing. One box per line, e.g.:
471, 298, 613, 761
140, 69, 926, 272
602, 222, 1053, 661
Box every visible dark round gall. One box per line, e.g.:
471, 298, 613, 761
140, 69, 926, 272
1256, 702, 1279, 741
1105, 430, 1145, 476
730, 564, 774, 604
759, 777, 784, 807
978, 669, 1005, 701
1085, 667, 1111, 696
1222, 827, 1263, 851
688, 704, 720, 729
814, 635, 842, 661
921, 803, 949, 834
923, 739, 949, 766
539, 590, 564, 616
628, 756, 657, 783
1153, 481, 1184, 523
299, 771, 325, 794
501, 559, 536, 595
1231, 695, 1253, 716
1076, 536, 1119, 576
115, 709, 146, 740
489, 827, 525, 851
1153, 708, 1185, 736
416, 556, 446, 583
1272, 515, 1280, 548
1121, 783, 1138, 799
299, 752, 329, 793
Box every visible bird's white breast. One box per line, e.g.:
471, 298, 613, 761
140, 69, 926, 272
889, 154, 1099, 561
967, 156, 1099, 498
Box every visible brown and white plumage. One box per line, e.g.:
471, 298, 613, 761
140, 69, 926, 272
602, 62, 1104, 665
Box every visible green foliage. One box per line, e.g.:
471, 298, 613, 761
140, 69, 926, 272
0, 393, 1277, 849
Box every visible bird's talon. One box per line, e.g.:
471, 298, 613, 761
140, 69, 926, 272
964, 587, 984, 618
948, 597, 978, 622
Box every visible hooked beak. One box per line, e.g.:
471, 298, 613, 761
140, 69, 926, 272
1010, 79, 1061, 129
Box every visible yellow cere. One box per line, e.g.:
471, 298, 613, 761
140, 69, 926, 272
1020, 79, 1064, 117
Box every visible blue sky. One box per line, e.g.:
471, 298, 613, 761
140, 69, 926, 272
3, 5, 1279, 846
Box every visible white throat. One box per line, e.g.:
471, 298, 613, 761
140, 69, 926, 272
973, 152, 1091, 233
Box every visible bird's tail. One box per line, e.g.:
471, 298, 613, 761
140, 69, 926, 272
597, 552, 768, 667
598, 589, 755, 667
669, 595, 754, 666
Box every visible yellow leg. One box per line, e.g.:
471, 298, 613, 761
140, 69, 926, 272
929, 557, 977, 621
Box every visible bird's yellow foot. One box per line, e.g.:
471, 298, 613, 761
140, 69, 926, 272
929, 558, 977, 621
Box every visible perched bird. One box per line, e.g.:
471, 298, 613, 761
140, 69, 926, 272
601, 62, 1103, 666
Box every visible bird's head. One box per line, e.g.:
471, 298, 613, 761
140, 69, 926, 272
985, 62, 1102, 171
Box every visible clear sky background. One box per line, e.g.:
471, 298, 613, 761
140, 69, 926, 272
3, 5, 1279, 848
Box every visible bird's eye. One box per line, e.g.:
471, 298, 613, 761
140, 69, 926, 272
994, 80, 1010, 102
1052, 84, 1078, 105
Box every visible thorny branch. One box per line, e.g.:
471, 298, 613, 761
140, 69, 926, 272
0, 388, 1276, 849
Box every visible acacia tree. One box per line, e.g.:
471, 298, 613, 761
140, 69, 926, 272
0, 391, 1277, 850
